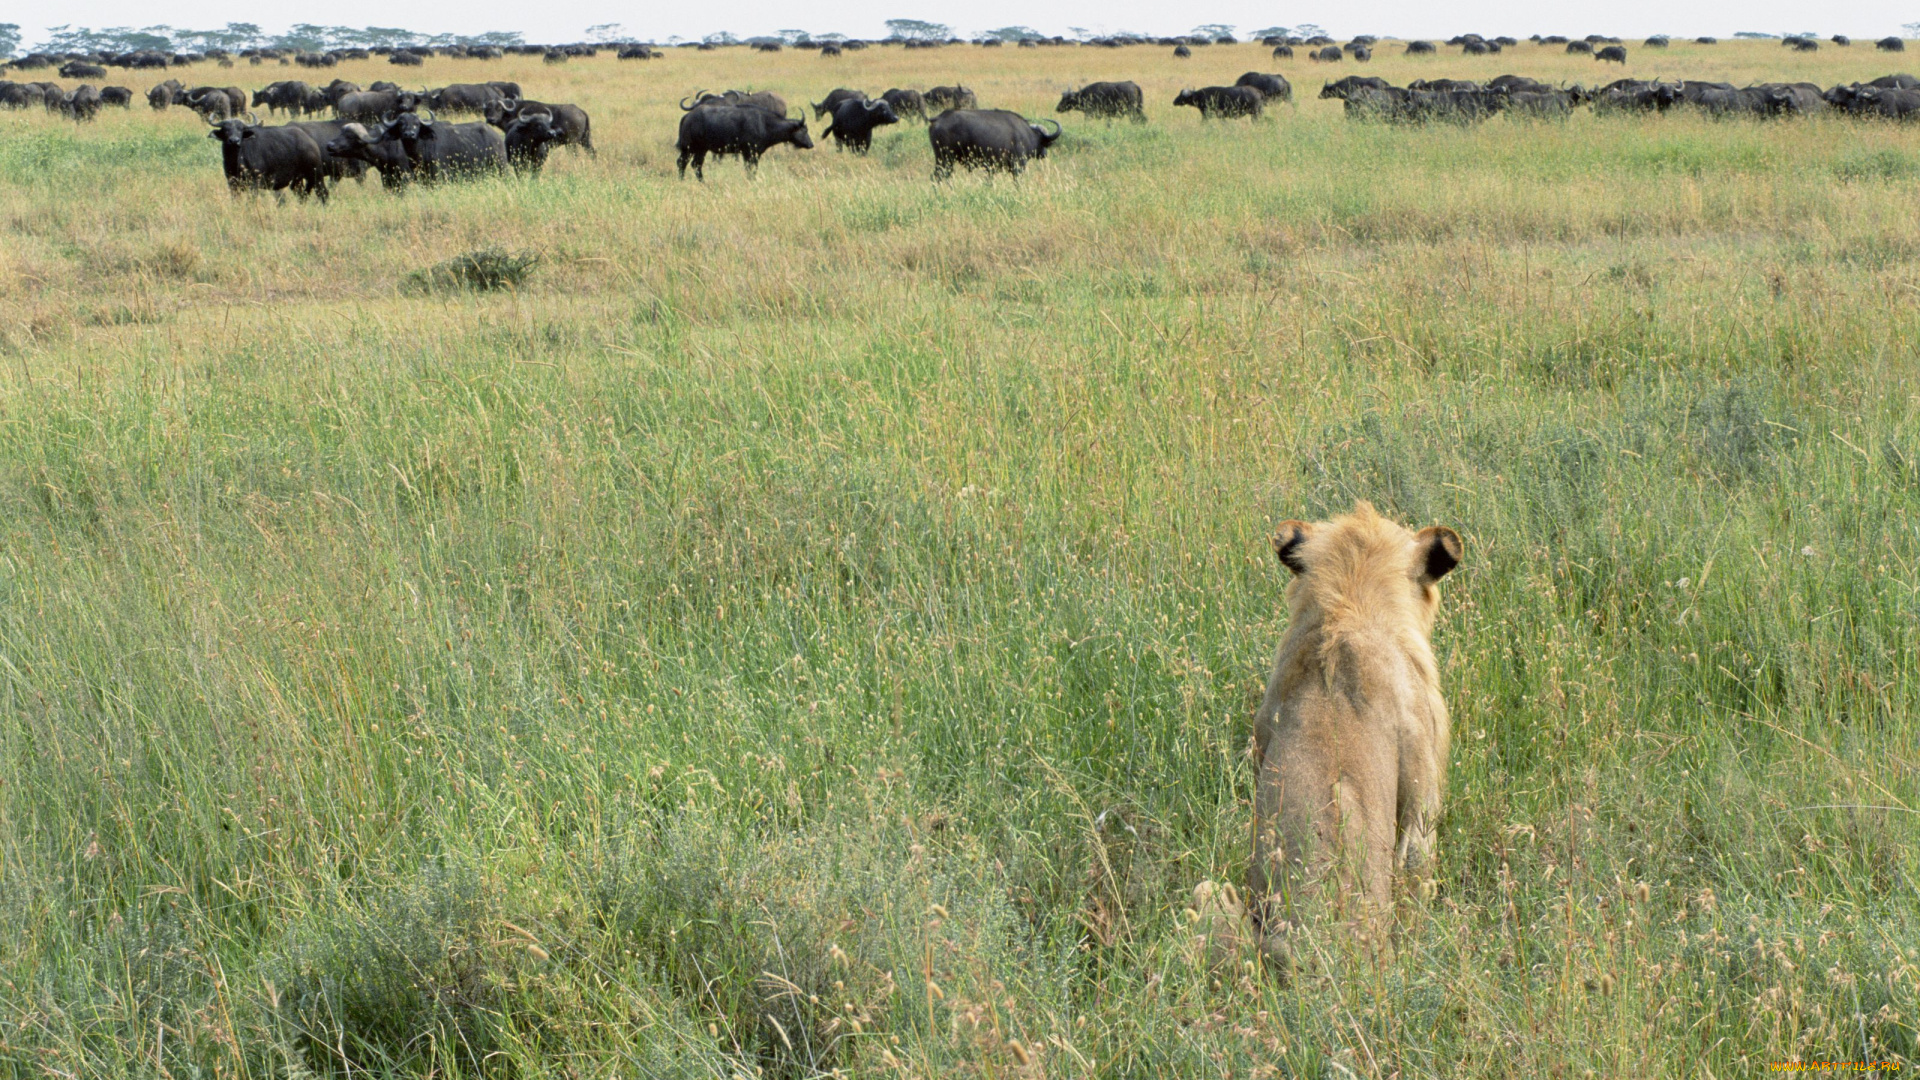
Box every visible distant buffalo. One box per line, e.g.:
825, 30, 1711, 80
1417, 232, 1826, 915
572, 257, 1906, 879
882, 88, 927, 122
1235, 72, 1292, 102
485, 99, 594, 154
822, 96, 898, 152
928, 108, 1060, 180
1174, 85, 1263, 119
1406, 40, 1435, 55
812, 87, 867, 119
925, 85, 977, 111
1056, 80, 1146, 121
1595, 45, 1628, 63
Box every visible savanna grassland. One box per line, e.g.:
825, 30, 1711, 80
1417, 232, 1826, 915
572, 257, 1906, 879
1, 36, 1918, 1078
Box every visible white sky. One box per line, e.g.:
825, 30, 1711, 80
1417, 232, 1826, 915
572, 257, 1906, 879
8, 1, 1916, 50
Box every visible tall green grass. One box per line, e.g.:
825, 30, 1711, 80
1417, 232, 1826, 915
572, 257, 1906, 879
0, 41, 1916, 1078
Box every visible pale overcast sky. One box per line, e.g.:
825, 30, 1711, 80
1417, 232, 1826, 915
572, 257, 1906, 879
8, 0, 1916, 49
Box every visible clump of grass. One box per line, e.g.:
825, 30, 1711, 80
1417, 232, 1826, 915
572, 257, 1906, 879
269, 865, 513, 1077
1833, 147, 1916, 182
405, 247, 540, 293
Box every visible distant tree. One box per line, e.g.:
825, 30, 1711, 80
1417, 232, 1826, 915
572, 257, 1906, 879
1249, 26, 1291, 39
982, 25, 1043, 41
1733, 31, 1780, 39
37, 25, 178, 52
1292, 22, 1327, 38
813, 32, 849, 43
1192, 23, 1235, 39
0, 23, 20, 57
704, 31, 739, 45
1067, 26, 1091, 40
1903, 22, 1920, 36
585, 23, 629, 42
885, 18, 952, 41
775, 29, 812, 44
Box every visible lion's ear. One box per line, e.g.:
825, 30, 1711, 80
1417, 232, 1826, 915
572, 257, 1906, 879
1272, 521, 1314, 574
1415, 526, 1462, 583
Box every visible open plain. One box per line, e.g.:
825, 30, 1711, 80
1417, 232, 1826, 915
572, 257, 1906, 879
2, 37, 1918, 1077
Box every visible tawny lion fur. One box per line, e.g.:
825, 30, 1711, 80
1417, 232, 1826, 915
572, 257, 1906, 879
1246, 501, 1462, 959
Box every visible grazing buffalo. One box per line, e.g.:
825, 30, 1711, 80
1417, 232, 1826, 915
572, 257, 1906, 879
811, 87, 867, 119
318, 79, 360, 104
928, 108, 1060, 180
1174, 45, 1192, 58
252, 81, 313, 115
1406, 40, 1436, 55
1850, 87, 1920, 119
1869, 73, 1920, 89
675, 104, 813, 180
1566, 40, 1595, 54
336, 89, 421, 123
148, 79, 186, 109
1318, 75, 1390, 99
882, 88, 927, 121
1594, 80, 1683, 113
1272, 45, 1294, 60
1351, 45, 1372, 62
59, 61, 107, 79
682, 89, 790, 117
1832, 35, 1850, 46
1879, 37, 1906, 52
1503, 89, 1578, 118
1174, 85, 1264, 119
1487, 75, 1552, 93
1595, 45, 1628, 63
484, 99, 593, 153
822, 96, 899, 152
820, 44, 843, 57
99, 86, 133, 108
426, 82, 506, 114
391, 51, 425, 66
1235, 72, 1292, 102
925, 85, 977, 112
1057, 80, 1146, 121
1645, 35, 1670, 48
364, 111, 507, 182
207, 117, 329, 202
1312, 46, 1344, 62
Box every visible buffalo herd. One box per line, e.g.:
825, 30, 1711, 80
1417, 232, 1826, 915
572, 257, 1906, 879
6, 39, 1920, 196
1318, 71, 1920, 122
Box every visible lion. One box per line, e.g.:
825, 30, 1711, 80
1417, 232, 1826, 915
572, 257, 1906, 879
1245, 501, 1462, 964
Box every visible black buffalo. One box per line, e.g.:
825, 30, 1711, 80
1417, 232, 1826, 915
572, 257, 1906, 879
502, 111, 567, 174
358, 111, 508, 182
1234, 72, 1292, 102
682, 89, 790, 117
1057, 80, 1146, 121
924, 85, 977, 112
1566, 40, 1595, 54
1272, 45, 1294, 59
336, 89, 422, 123
427, 82, 507, 114
59, 61, 107, 79
252, 80, 313, 115
1595, 45, 1628, 64
1173, 85, 1263, 119
1318, 75, 1389, 99
1878, 37, 1906, 52
99, 85, 133, 108
58, 85, 104, 121
207, 117, 328, 202
285, 118, 373, 186
1174, 45, 1192, 58
324, 123, 416, 188
822, 97, 899, 152
812, 87, 867, 119
484, 99, 594, 154
675, 104, 813, 180
1406, 40, 1436, 55
928, 108, 1060, 180
148, 79, 186, 109
882, 88, 927, 121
